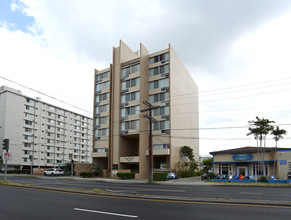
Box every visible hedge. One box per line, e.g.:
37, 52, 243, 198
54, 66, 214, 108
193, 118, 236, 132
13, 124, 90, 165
153, 172, 168, 181
1, 170, 31, 174
117, 172, 135, 179
79, 171, 94, 178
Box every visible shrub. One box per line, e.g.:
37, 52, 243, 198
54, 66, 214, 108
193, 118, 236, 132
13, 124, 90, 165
153, 172, 168, 181
79, 171, 94, 178
193, 171, 203, 176
117, 172, 135, 179
6, 170, 30, 174
207, 173, 216, 179
260, 176, 268, 183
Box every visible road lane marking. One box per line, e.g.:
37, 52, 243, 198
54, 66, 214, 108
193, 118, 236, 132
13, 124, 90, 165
239, 192, 262, 195
74, 208, 138, 218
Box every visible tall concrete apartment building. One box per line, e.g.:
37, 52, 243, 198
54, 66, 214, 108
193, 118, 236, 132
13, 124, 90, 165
0, 86, 93, 171
92, 41, 199, 179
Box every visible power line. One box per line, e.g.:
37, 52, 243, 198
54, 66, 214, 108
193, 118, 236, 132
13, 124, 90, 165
0, 75, 93, 114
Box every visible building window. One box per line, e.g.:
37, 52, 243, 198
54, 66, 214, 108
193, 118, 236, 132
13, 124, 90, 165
95, 104, 109, 114
152, 120, 169, 130
26, 98, 35, 104
121, 105, 140, 117
121, 120, 140, 131
96, 148, 108, 153
57, 109, 64, 114
96, 81, 110, 92
121, 78, 140, 90
24, 127, 33, 132
121, 63, 140, 77
96, 71, 109, 81
47, 125, 55, 131
58, 115, 64, 120
74, 126, 80, 130
218, 163, 232, 175
152, 106, 170, 116
252, 163, 268, 176
25, 120, 33, 125
96, 93, 109, 102
48, 119, 55, 124
149, 64, 169, 77
153, 144, 169, 150
95, 128, 109, 138
24, 143, 32, 147
25, 105, 34, 111
48, 106, 55, 111
121, 91, 140, 103
57, 127, 64, 132
149, 78, 169, 90
95, 116, 109, 125
149, 52, 169, 64
149, 92, 169, 103
24, 135, 33, 140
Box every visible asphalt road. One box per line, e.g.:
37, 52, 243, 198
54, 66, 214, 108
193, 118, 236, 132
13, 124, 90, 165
1, 185, 291, 220
2, 175, 291, 202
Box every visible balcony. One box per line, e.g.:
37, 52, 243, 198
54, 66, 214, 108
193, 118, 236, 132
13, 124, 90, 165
146, 148, 170, 156
92, 152, 108, 158
120, 156, 139, 163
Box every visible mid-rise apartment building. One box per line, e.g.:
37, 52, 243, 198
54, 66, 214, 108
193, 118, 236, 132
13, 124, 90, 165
0, 86, 93, 170
93, 41, 199, 179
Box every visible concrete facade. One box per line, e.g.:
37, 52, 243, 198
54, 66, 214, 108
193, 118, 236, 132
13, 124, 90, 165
211, 147, 291, 179
0, 86, 93, 170
93, 41, 199, 179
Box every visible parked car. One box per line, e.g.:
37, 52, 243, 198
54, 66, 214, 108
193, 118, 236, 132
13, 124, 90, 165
287, 172, 291, 179
43, 168, 64, 176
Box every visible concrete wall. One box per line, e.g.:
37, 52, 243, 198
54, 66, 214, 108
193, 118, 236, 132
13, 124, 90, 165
169, 45, 199, 170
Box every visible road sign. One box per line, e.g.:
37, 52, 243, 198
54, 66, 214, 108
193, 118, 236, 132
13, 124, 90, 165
3, 152, 12, 160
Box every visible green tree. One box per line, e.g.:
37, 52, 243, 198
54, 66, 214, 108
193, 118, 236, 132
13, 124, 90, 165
202, 158, 213, 173
271, 126, 287, 176
180, 146, 194, 162
247, 116, 275, 176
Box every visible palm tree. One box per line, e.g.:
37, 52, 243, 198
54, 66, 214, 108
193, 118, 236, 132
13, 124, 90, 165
271, 126, 287, 177
247, 117, 274, 176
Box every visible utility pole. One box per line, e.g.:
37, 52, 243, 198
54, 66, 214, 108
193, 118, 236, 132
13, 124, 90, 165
2, 139, 9, 181
141, 101, 158, 183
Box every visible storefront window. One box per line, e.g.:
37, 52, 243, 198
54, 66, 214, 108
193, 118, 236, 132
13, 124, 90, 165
252, 163, 268, 176
218, 163, 232, 175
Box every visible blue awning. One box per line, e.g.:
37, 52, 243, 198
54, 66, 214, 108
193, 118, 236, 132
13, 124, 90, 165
213, 160, 277, 163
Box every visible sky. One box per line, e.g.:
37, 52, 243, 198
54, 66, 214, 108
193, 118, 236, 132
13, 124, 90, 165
1, 0, 291, 156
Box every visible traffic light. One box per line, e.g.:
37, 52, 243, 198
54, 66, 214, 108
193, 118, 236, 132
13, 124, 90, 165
0, 156, 2, 161
2, 139, 9, 152
69, 153, 72, 161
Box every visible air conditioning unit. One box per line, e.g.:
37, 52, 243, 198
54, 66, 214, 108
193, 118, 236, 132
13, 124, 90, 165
96, 113, 101, 117
161, 115, 169, 120
121, 130, 128, 135
161, 73, 165, 77
121, 89, 129, 94
165, 72, 169, 77
161, 60, 166, 64
161, 87, 169, 91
